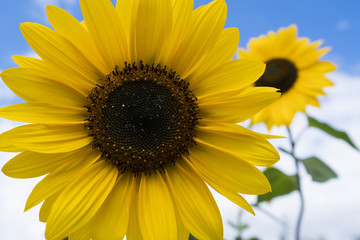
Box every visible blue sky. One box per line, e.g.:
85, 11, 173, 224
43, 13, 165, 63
1, 0, 360, 239
1, 0, 360, 73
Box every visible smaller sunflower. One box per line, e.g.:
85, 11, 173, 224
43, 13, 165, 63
238, 25, 336, 129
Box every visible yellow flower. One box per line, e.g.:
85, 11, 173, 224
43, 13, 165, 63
239, 25, 336, 130
0, 0, 280, 239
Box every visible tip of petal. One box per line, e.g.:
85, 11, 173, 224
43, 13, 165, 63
287, 24, 298, 33
19, 22, 33, 36
19, 22, 29, 30
20, 22, 43, 36
46, 4, 56, 11
327, 62, 337, 72
46, 4, 61, 18
246, 204, 255, 216
24, 204, 31, 212
1, 166, 9, 177
1, 162, 13, 178
0, 133, 21, 153
318, 46, 331, 56
24, 197, 36, 212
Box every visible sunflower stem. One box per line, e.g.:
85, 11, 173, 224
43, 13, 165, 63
287, 127, 304, 240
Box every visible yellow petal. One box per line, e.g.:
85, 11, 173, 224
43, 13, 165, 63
165, 160, 223, 240
292, 40, 330, 69
188, 143, 271, 195
192, 59, 265, 98
237, 48, 254, 60
138, 173, 177, 240
116, 0, 139, 61
12, 55, 42, 68
67, 222, 92, 240
245, 33, 277, 61
92, 173, 134, 240
293, 76, 331, 98
39, 193, 59, 223
80, 0, 128, 69
0, 141, 23, 152
115, 0, 137, 33
196, 122, 279, 166
116, 0, 139, 62
302, 60, 336, 73
25, 147, 99, 211
156, 0, 194, 65
0, 103, 85, 124
176, 213, 190, 240
199, 86, 280, 123
1, 147, 93, 179
126, 178, 144, 240
205, 179, 254, 215
68, 231, 91, 240
11, 55, 94, 97
135, 0, 173, 64
200, 119, 283, 139
171, 0, 227, 78
45, 161, 118, 240
188, 27, 239, 82
251, 91, 297, 129
46, 5, 108, 75
0, 67, 87, 107
270, 25, 298, 56
20, 22, 102, 87
0, 124, 91, 153
298, 72, 333, 87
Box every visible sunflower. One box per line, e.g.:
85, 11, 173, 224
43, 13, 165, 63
238, 25, 336, 130
0, 0, 280, 239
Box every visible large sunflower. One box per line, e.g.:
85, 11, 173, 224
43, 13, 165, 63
238, 25, 336, 129
0, 0, 280, 239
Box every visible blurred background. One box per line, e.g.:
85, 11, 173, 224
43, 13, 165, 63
1, 0, 359, 239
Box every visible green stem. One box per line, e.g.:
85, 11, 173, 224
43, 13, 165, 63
287, 127, 304, 240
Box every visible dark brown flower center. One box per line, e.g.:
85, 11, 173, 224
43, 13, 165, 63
255, 58, 298, 94
85, 62, 199, 175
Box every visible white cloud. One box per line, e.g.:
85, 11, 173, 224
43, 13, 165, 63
0, 162, 45, 240
336, 20, 351, 31
0, 118, 44, 240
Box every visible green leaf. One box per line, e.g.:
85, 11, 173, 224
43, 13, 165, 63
302, 157, 337, 183
257, 168, 297, 203
288, 174, 299, 189
308, 116, 359, 150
